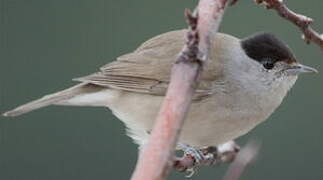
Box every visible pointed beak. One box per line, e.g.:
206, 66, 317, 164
285, 63, 318, 76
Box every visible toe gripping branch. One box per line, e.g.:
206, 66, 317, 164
173, 142, 240, 175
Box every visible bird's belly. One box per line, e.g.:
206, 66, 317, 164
179, 108, 264, 147
108, 90, 269, 147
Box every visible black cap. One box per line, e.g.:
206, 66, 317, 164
241, 32, 296, 65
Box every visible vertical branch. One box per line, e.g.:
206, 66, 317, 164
130, 0, 230, 180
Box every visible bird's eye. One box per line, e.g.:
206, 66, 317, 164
262, 59, 275, 70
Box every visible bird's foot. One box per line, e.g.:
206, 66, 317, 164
179, 144, 217, 165
174, 141, 240, 176
174, 144, 219, 177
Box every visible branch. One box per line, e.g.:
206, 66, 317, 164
130, 0, 231, 180
222, 140, 261, 180
255, 0, 323, 48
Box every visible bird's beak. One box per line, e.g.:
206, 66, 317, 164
285, 63, 318, 76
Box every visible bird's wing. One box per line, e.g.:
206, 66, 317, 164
74, 29, 223, 100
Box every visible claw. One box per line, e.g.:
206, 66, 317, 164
183, 146, 204, 164
185, 168, 195, 178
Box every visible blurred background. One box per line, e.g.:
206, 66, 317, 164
1, 0, 322, 179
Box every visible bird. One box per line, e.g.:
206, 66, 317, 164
2, 29, 318, 151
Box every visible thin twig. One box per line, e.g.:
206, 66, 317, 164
255, 0, 323, 48
222, 140, 261, 180
130, 0, 231, 180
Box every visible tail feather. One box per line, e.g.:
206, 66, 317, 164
2, 83, 103, 117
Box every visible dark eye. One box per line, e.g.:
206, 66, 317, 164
262, 59, 275, 70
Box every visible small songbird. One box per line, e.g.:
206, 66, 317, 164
3, 30, 318, 150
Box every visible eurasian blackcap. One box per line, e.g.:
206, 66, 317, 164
3, 29, 318, 148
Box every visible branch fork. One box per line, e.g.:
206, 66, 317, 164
130, 1, 231, 180
130, 0, 322, 179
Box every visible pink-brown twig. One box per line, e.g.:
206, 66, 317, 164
130, 0, 231, 180
223, 140, 261, 180
255, 0, 323, 48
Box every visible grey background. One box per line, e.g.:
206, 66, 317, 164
1, 0, 323, 179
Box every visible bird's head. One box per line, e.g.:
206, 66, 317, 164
241, 32, 317, 76
237, 32, 318, 96
210, 32, 318, 107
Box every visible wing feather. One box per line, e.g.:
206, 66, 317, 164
74, 29, 223, 100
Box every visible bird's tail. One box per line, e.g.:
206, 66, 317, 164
2, 83, 105, 117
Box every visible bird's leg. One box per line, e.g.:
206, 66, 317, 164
173, 141, 240, 175
174, 143, 217, 177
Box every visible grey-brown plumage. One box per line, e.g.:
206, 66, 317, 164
3, 29, 317, 147
4, 30, 219, 117
73, 29, 221, 97
3, 84, 104, 117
